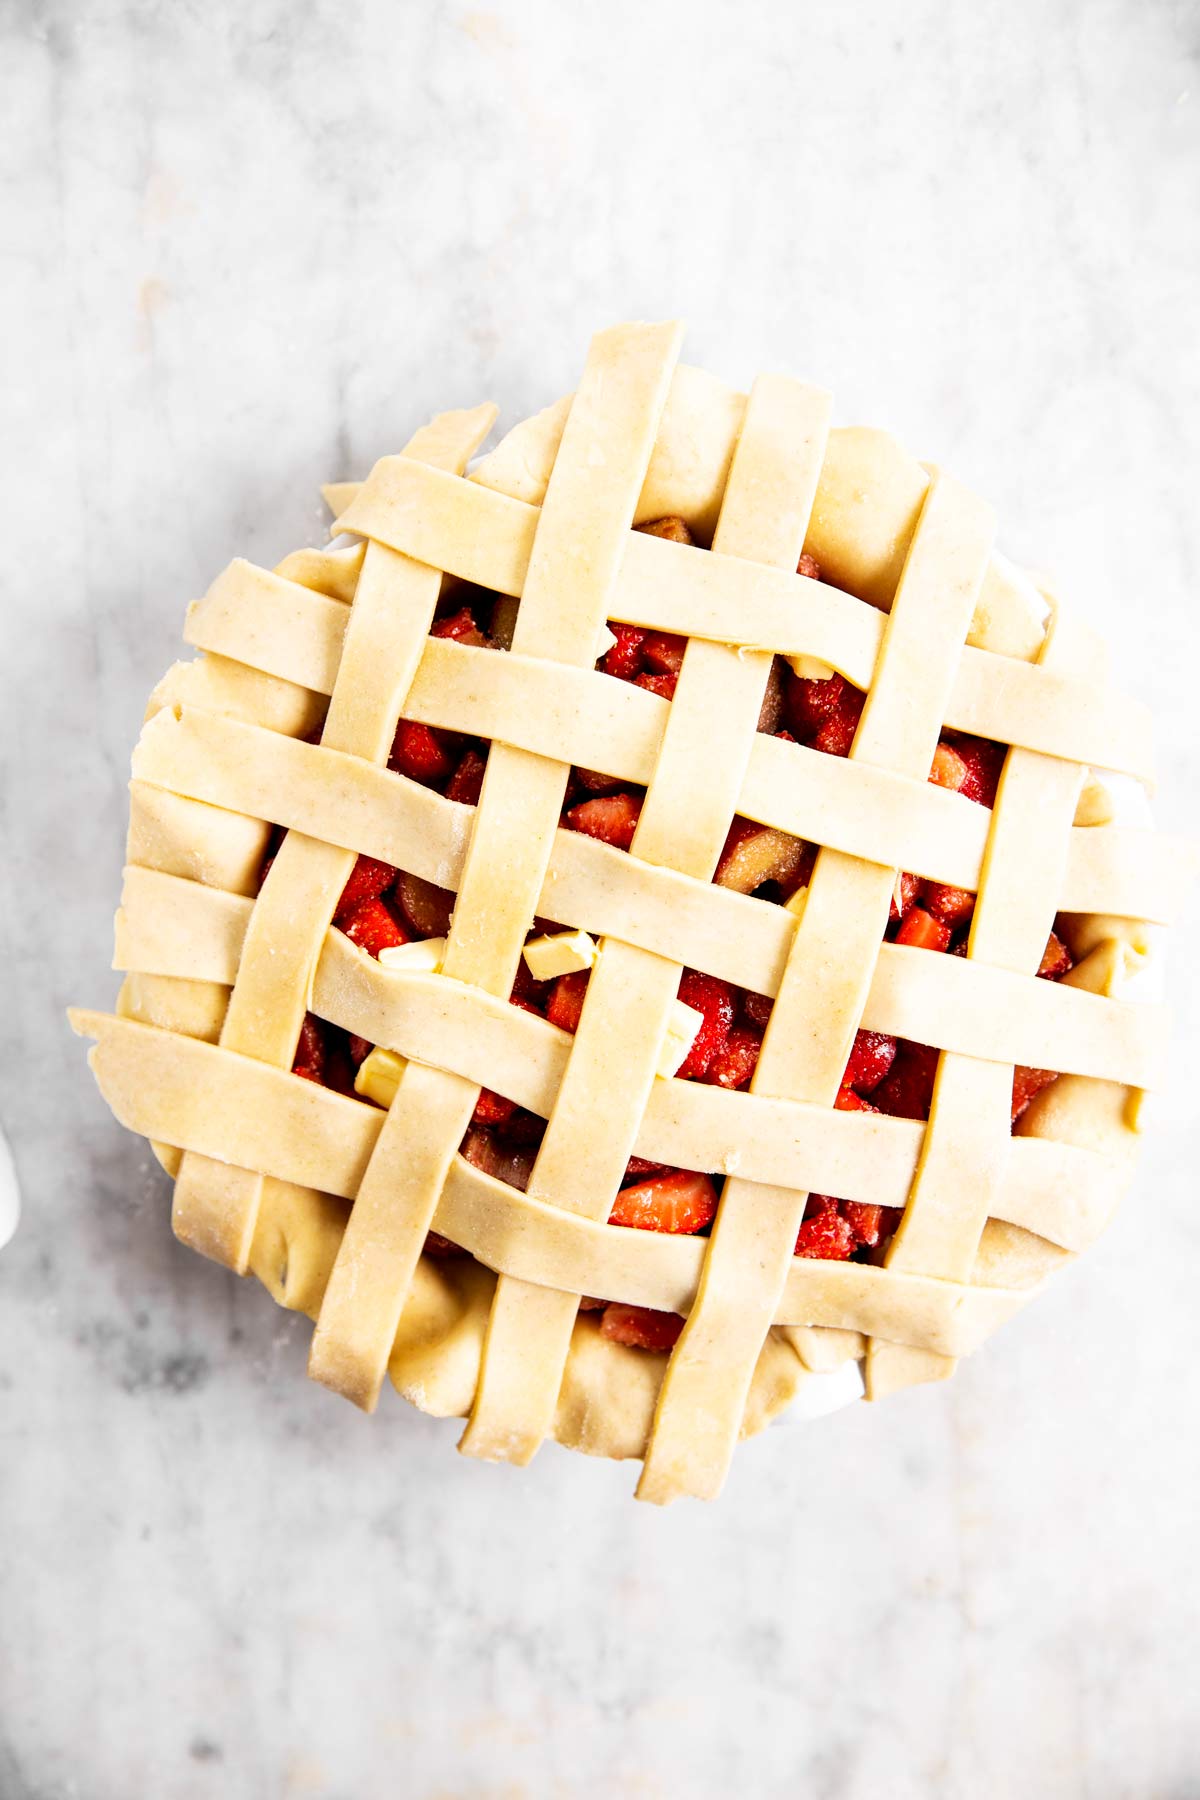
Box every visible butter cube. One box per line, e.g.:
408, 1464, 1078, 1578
657, 998, 704, 1078
354, 1047, 407, 1109
523, 929, 598, 982
378, 937, 446, 974
787, 653, 836, 682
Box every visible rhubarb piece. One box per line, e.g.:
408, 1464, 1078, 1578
609, 1169, 719, 1235
1038, 931, 1073, 979
565, 792, 643, 851
674, 971, 736, 1080
928, 741, 968, 791
641, 631, 687, 675
895, 906, 952, 952
637, 515, 693, 544
888, 871, 920, 923
334, 853, 397, 926
396, 871, 455, 938
797, 551, 821, 580
623, 1155, 668, 1182
292, 1013, 326, 1083
714, 819, 807, 895
473, 1088, 518, 1127
547, 969, 590, 1034
447, 748, 487, 806
742, 990, 774, 1031
945, 732, 1005, 808
424, 1231, 463, 1256
600, 1304, 684, 1352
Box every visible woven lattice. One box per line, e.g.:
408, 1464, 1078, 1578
73, 322, 1190, 1503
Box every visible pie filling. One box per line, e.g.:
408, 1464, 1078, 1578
274, 520, 1074, 1355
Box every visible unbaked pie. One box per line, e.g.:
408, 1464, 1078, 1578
71, 322, 1193, 1502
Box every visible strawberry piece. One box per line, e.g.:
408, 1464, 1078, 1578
334, 853, 397, 927
292, 1012, 326, 1083
812, 685, 864, 757
785, 669, 848, 740
641, 631, 687, 675
390, 719, 455, 785
447, 748, 487, 806
624, 1155, 668, 1181
794, 1196, 856, 1260
609, 1169, 719, 1235
835, 1084, 877, 1113
565, 792, 643, 851
872, 1041, 940, 1122
895, 907, 952, 952
635, 670, 678, 701
547, 969, 590, 1033
1012, 1065, 1058, 1121
675, 971, 736, 1080
928, 741, 968, 791
473, 1088, 517, 1127
844, 1028, 897, 1095
921, 881, 976, 931
888, 871, 919, 923
600, 1304, 684, 1353
342, 896, 409, 959
347, 1034, 373, 1067
703, 1024, 762, 1090
602, 625, 645, 679
431, 606, 484, 643
742, 990, 774, 1031
1038, 931, 1072, 980
797, 551, 821, 580
945, 732, 1005, 808
842, 1200, 899, 1251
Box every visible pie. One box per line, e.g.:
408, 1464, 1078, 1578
70, 321, 1193, 1503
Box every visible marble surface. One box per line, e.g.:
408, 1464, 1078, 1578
2, 1, 1199, 1795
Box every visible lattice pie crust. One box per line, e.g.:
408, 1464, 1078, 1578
71, 323, 1192, 1503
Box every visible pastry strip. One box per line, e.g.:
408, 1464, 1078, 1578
460, 375, 831, 1463
638, 474, 995, 1502
170, 407, 496, 1270
308, 322, 685, 1410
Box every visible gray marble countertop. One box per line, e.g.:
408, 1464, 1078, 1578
3, 2, 1198, 1796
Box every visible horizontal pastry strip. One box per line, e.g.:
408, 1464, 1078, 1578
70, 1008, 1091, 1338
94, 922, 1124, 1253
327, 463, 1154, 779
185, 582, 1184, 923
121, 718, 1167, 1089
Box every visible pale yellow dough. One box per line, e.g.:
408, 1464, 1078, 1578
71, 324, 1194, 1501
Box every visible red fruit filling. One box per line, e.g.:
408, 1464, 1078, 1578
262, 530, 1077, 1341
